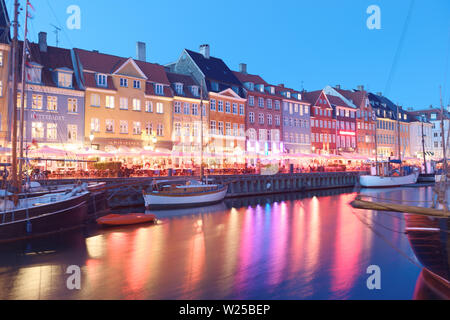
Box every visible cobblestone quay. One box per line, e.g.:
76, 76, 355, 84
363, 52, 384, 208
37, 172, 361, 209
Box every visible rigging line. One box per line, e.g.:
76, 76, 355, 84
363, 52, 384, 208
443, 25, 450, 106
384, 0, 415, 97
351, 209, 423, 269
354, 209, 406, 234
45, 0, 74, 49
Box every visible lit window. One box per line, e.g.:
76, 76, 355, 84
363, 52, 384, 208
105, 96, 115, 109
68, 98, 78, 113
120, 120, 128, 134
132, 98, 141, 111
145, 101, 153, 113
47, 123, 57, 140
47, 96, 57, 111
32, 95, 43, 109
120, 97, 129, 110
32, 122, 44, 138
156, 102, 163, 114
67, 124, 77, 142
58, 72, 72, 88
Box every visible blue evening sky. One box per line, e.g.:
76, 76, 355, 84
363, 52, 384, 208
7, 0, 450, 110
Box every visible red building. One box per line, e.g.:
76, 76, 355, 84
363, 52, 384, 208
303, 90, 336, 155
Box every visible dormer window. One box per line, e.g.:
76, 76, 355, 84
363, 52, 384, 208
270, 87, 275, 94
211, 81, 219, 91
174, 83, 183, 95
57, 72, 72, 88
191, 86, 199, 97
96, 74, 107, 87
286, 91, 291, 98
246, 82, 254, 91
296, 93, 302, 100
258, 84, 264, 93
26, 63, 43, 84
155, 83, 164, 95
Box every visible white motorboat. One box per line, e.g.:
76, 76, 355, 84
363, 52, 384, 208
143, 180, 228, 209
359, 172, 419, 188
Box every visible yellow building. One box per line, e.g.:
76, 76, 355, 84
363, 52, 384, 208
73, 48, 174, 153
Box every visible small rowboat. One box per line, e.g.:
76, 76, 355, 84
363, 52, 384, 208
96, 214, 157, 226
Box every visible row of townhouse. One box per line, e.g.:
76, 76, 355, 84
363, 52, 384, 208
0, 1, 443, 161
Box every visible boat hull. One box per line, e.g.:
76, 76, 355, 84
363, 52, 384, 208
144, 185, 228, 209
359, 173, 418, 188
0, 192, 89, 244
418, 174, 436, 183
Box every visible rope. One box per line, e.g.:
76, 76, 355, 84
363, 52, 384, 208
360, 194, 433, 204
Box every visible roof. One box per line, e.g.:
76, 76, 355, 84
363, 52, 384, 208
410, 108, 450, 121
0, 0, 10, 44
232, 71, 267, 86
368, 92, 410, 122
327, 95, 350, 108
302, 90, 322, 106
185, 49, 241, 86
18, 41, 81, 90
335, 88, 367, 108
166, 72, 200, 99
74, 48, 170, 86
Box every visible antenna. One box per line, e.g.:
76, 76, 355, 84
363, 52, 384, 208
50, 24, 61, 47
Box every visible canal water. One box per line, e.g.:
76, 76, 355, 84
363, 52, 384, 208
0, 186, 440, 300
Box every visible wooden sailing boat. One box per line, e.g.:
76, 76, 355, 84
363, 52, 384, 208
0, 1, 91, 243
142, 79, 228, 209
359, 102, 418, 187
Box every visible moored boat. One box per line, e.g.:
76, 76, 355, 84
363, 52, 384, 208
97, 213, 157, 226
143, 180, 228, 209
359, 171, 419, 188
0, 186, 90, 243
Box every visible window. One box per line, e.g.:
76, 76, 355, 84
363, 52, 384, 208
156, 102, 163, 114
210, 99, 216, 111
218, 122, 224, 135
226, 122, 231, 136
191, 86, 199, 97
68, 98, 78, 113
240, 124, 245, 137
145, 101, 153, 113
225, 102, 231, 113
174, 122, 182, 136
133, 122, 141, 135
32, 122, 44, 138
239, 104, 245, 115
91, 118, 100, 132
32, 95, 43, 109
218, 101, 224, 112
132, 99, 141, 111
275, 100, 280, 110
258, 97, 264, 108
275, 115, 280, 126
0, 81, 2, 97
0, 51, 3, 67
268, 114, 273, 125
174, 101, 181, 114
133, 80, 141, 89
232, 103, 238, 114
97, 74, 107, 87
47, 123, 57, 140
155, 84, 164, 95
157, 124, 164, 136
105, 119, 114, 133
106, 96, 115, 109
91, 94, 100, 107
120, 97, 129, 110
120, 120, 128, 134
249, 112, 255, 123
267, 99, 272, 109
184, 124, 190, 136
210, 121, 216, 135
144, 122, 153, 136
211, 81, 219, 91
175, 83, 183, 95
68, 124, 77, 142
192, 104, 199, 116
183, 103, 190, 115
27, 66, 42, 83
47, 96, 57, 111
233, 123, 238, 136
259, 113, 264, 124
58, 72, 72, 88
120, 78, 128, 87
249, 96, 254, 106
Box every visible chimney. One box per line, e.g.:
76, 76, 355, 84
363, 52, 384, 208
278, 84, 285, 88
38, 32, 47, 53
239, 63, 247, 74
335, 85, 341, 90
136, 41, 146, 62
376, 92, 382, 96
357, 85, 364, 91
199, 44, 210, 59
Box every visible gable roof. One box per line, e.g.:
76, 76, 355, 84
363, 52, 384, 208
74, 48, 170, 85
232, 71, 267, 86
166, 72, 200, 99
335, 88, 367, 108
185, 49, 241, 86
302, 90, 323, 106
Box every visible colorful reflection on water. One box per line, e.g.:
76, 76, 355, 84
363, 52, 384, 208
0, 187, 437, 300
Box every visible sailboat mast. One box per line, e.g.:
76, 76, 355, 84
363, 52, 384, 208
440, 86, 448, 177
18, 1, 29, 189
396, 104, 401, 161
10, 0, 19, 189
200, 82, 204, 183
374, 113, 379, 175
421, 116, 427, 174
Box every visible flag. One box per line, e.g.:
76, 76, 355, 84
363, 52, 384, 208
27, 1, 35, 11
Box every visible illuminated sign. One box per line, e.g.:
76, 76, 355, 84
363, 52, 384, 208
339, 131, 356, 136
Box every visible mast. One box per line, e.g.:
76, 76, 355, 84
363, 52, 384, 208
396, 104, 402, 162
199, 82, 204, 183
18, 0, 30, 189
374, 113, 379, 175
10, 0, 19, 190
421, 115, 427, 174
440, 86, 447, 178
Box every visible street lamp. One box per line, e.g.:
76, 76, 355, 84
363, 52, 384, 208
89, 132, 94, 148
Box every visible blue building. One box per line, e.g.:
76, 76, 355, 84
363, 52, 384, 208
8, 33, 85, 151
